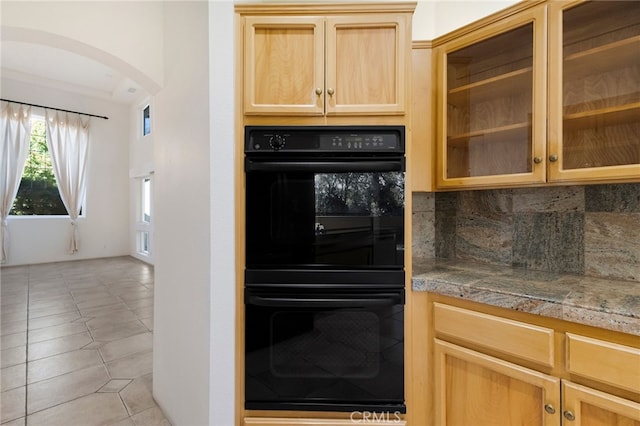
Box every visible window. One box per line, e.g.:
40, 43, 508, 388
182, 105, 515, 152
142, 105, 151, 136
136, 175, 152, 258
137, 231, 150, 255
10, 118, 67, 215
142, 177, 151, 223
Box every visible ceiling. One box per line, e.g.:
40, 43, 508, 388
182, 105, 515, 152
1, 41, 146, 104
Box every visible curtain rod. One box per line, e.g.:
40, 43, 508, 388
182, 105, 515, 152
0, 98, 109, 120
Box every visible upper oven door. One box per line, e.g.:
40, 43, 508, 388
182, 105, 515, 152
245, 158, 404, 271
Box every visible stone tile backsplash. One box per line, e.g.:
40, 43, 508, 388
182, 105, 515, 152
411, 192, 435, 259
512, 212, 584, 274
412, 183, 640, 282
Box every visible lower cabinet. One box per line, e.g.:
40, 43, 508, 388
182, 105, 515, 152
433, 302, 640, 426
562, 381, 640, 426
434, 340, 640, 426
434, 339, 560, 426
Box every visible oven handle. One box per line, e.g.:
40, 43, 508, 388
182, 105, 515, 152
247, 292, 404, 308
245, 160, 403, 173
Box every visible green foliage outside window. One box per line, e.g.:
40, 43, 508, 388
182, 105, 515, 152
10, 120, 67, 215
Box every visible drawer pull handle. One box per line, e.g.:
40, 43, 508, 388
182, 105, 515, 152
563, 410, 576, 421
544, 404, 556, 414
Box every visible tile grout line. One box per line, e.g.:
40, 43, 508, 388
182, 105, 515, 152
67, 269, 115, 410
23, 266, 88, 420
76, 269, 131, 424
24, 264, 31, 423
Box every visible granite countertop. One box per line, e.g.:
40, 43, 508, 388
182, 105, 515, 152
412, 258, 640, 337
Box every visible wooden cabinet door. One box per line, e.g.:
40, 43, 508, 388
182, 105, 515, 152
244, 16, 325, 115
548, 0, 640, 183
325, 14, 408, 115
434, 339, 560, 426
562, 381, 640, 426
435, 6, 547, 189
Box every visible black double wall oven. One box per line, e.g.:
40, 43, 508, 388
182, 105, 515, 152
244, 126, 405, 414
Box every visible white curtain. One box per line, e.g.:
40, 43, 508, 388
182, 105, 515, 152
45, 110, 90, 254
0, 101, 31, 263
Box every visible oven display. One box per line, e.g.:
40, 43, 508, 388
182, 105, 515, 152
318, 134, 398, 150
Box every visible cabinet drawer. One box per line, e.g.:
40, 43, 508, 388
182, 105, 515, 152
433, 303, 555, 367
567, 333, 640, 394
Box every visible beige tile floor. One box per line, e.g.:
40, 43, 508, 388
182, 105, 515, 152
1, 256, 171, 426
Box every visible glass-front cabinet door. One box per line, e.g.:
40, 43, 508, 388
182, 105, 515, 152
436, 7, 547, 189
549, 0, 640, 182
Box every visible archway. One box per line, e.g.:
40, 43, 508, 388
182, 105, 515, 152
2, 26, 162, 96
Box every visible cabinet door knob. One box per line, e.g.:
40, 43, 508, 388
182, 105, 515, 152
327, 88, 335, 96
563, 410, 576, 421
533, 157, 543, 164
315, 88, 323, 96
549, 154, 559, 162
543, 404, 556, 414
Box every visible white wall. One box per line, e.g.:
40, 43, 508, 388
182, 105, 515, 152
414, 0, 520, 40
209, 2, 236, 424
152, 2, 212, 425
1, 78, 130, 266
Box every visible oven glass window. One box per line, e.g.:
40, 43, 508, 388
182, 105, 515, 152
271, 310, 380, 378
246, 170, 404, 269
315, 172, 403, 216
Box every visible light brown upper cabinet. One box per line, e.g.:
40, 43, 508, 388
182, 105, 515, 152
435, 1, 640, 189
435, 6, 547, 189
548, 0, 640, 183
243, 16, 324, 116
242, 6, 413, 116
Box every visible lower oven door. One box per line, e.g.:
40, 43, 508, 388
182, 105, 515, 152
244, 287, 405, 413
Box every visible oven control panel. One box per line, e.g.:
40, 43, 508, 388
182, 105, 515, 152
245, 126, 405, 154
318, 134, 397, 150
